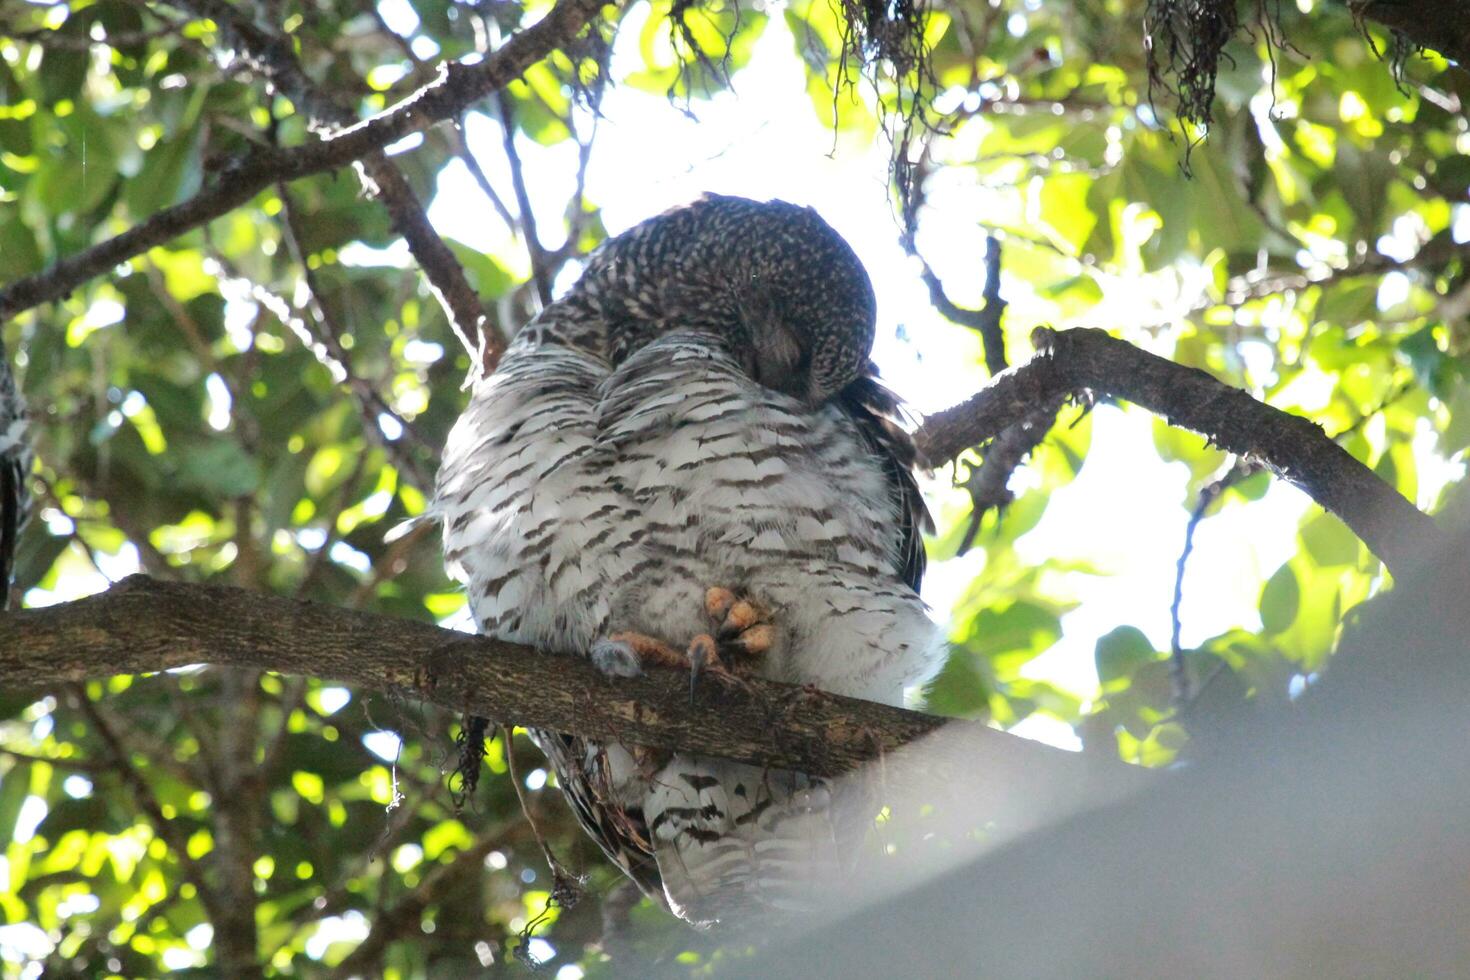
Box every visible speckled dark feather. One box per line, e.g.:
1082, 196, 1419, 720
437, 194, 941, 925
541, 195, 879, 405
0, 335, 30, 610
554, 193, 931, 582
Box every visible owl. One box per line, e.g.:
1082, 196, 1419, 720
0, 336, 29, 610
434, 195, 944, 925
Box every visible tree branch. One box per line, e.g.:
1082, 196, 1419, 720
0, 0, 610, 331
494, 91, 556, 309
912, 235, 1008, 377
1351, 0, 1470, 66
915, 327, 1440, 580
0, 574, 1109, 788
161, 0, 495, 361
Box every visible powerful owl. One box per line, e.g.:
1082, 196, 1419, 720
434, 195, 944, 925
0, 335, 29, 610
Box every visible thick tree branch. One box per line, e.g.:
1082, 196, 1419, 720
915, 327, 1440, 579
1351, 0, 1470, 66
0, 0, 609, 328
0, 575, 1109, 788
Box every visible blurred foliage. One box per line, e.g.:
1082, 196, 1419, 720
0, 0, 1467, 974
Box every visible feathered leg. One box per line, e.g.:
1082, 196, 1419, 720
590, 586, 775, 694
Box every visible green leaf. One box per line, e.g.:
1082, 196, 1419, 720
0, 216, 43, 280
1260, 563, 1300, 635
1094, 626, 1157, 686
0, 767, 29, 845
177, 440, 262, 497
921, 650, 991, 719
1300, 513, 1359, 567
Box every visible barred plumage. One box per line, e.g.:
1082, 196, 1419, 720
434, 195, 943, 925
0, 335, 30, 610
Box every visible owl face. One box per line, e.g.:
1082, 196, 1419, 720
579, 195, 877, 405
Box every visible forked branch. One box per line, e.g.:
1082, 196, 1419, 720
917, 327, 1439, 579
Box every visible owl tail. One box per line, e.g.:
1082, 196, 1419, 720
644, 755, 859, 927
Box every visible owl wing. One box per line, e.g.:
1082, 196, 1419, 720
838, 372, 934, 591
0, 347, 29, 609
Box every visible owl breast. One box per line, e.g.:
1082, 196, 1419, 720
436, 328, 939, 702
435, 303, 944, 925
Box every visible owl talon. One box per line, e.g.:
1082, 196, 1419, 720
703, 587, 775, 667
688, 633, 751, 700
705, 587, 738, 623
687, 634, 718, 701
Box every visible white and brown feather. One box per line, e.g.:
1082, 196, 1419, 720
434, 196, 944, 925
0, 335, 30, 609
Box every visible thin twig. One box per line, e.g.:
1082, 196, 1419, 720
494, 93, 555, 308
452, 117, 520, 232
206, 251, 436, 492
1169, 458, 1259, 702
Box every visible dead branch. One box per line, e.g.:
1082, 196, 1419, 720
916, 327, 1440, 580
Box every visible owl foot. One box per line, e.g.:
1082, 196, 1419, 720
591, 630, 742, 701
591, 632, 688, 677
703, 587, 775, 667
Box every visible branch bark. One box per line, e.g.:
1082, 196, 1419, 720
915, 327, 1440, 580
0, 0, 609, 328
0, 574, 1102, 783
1351, 0, 1470, 66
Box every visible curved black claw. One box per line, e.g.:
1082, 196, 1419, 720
687, 634, 718, 703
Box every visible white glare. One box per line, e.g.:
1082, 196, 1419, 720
376, 0, 420, 36
95, 542, 141, 581
223, 295, 258, 351
56, 893, 100, 918
338, 240, 413, 268
12, 797, 47, 844
204, 373, 232, 431
1008, 714, 1083, 751
306, 912, 369, 961
40, 508, 75, 536
62, 775, 93, 798
329, 541, 372, 573
402, 339, 444, 364
316, 687, 351, 715
1377, 270, 1410, 311
377, 413, 404, 441
385, 132, 424, 156
0, 923, 54, 961
83, 298, 124, 330
362, 730, 403, 761
1452, 204, 1470, 244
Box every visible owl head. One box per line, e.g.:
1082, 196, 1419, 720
577, 194, 878, 404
